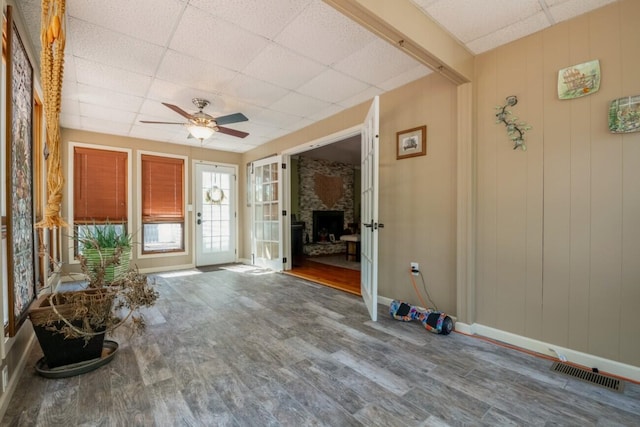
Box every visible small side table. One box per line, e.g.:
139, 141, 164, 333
340, 235, 361, 262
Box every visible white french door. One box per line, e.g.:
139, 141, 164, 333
361, 96, 380, 321
195, 163, 237, 266
251, 156, 283, 271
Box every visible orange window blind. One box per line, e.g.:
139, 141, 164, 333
141, 155, 184, 222
74, 147, 128, 223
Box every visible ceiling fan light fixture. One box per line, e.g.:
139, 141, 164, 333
187, 124, 215, 140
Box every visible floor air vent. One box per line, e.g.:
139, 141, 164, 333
551, 362, 624, 392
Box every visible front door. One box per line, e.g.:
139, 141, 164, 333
361, 96, 380, 321
195, 163, 237, 266
251, 156, 283, 271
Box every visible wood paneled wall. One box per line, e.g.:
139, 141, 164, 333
475, 0, 640, 367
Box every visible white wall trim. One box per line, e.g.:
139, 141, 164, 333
0, 328, 35, 420
138, 263, 195, 274
381, 294, 639, 382
456, 322, 640, 383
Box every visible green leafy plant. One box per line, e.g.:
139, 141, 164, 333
30, 224, 158, 343
76, 222, 131, 252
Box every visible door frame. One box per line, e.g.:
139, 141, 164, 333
192, 160, 238, 266
281, 124, 362, 271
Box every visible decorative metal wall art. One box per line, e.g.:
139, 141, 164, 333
495, 96, 532, 151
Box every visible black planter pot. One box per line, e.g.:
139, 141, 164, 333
28, 290, 113, 369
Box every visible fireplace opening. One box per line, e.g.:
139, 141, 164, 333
312, 210, 344, 243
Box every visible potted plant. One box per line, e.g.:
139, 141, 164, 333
79, 223, 132, 283
28, 225, 158, 373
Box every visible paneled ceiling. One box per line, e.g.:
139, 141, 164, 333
14, 0, 617, 154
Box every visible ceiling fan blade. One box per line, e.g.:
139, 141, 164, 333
217, 126, 249, 138
140, 120, 185, 124
215, 112, 248, 125
162, 102, 193, 120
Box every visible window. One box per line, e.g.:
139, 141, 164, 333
73, 146, 128, 255
141, 154, 185, 254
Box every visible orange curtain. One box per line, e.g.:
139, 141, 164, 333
141, 155, 184, 222
73, 147, 128, 223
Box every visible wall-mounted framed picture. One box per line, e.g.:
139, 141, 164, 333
557, 59, 600, 100
608, 95, 640, 134
396, 125, 426, 160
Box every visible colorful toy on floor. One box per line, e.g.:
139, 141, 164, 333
389, 300, 454, 335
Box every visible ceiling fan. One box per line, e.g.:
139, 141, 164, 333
140, 98, 249, 141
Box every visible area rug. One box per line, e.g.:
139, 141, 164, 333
308, 255, 361, 271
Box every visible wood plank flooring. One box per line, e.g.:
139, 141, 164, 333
3, 267, 639, 426
286, 258, 361, 295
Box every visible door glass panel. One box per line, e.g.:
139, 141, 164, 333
252, 157, 282, 269
195, 164, 236, 266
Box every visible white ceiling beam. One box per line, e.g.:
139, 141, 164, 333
324, 0, 474, 84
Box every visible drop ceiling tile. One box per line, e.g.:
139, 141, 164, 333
220, 74, 289, 107
338, 87, 384, 109
76, 84, 144, 113
62, 54, 78, 84
129, 124, 185, 142
74, 58, 153, 97
230, 122, 280, 139
547, 0, 618, 23
60, 114, 82, 129
378, 65, 433, 91
137, 99, 189, 122
68, 17, 165, 75
61, 97, 81, 115
156, 50, 238, 94
188, 0, 311, 39
333, 38, 423, 86
424, 0, 542, 43
269, 92, 331, 118
242, 44, 327, 90
287, 117, 315, 132
252, 108, 304, 128
204, 139, 248, 152
146, 79, 220, 110
61, 81, 80, 102
309, 104, 347, 122
170, 6, 269, 71
275, 1, 376, 65
466, 12, 550, 54
297, 69, 369, 104
80, 103, 137, 124
67, 0, 186, 46
80, 116, 131, 136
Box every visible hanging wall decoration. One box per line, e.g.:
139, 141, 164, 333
495, 96, 532, 151
5, 6, 37, 336
608, 95, 640, 134
36, 0, 67, 229
557, 59, 601, 100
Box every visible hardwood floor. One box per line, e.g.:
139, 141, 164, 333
286, 257, 360, 295
3, 267, 639, 426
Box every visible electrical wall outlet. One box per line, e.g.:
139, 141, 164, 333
2, 366, 8, 392
410, 262, 419, 275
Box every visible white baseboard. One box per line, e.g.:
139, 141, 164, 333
0, 330, 36, 420
138, 263, 195, 274
378, 295, 638, 382
456, 322, 640, 383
